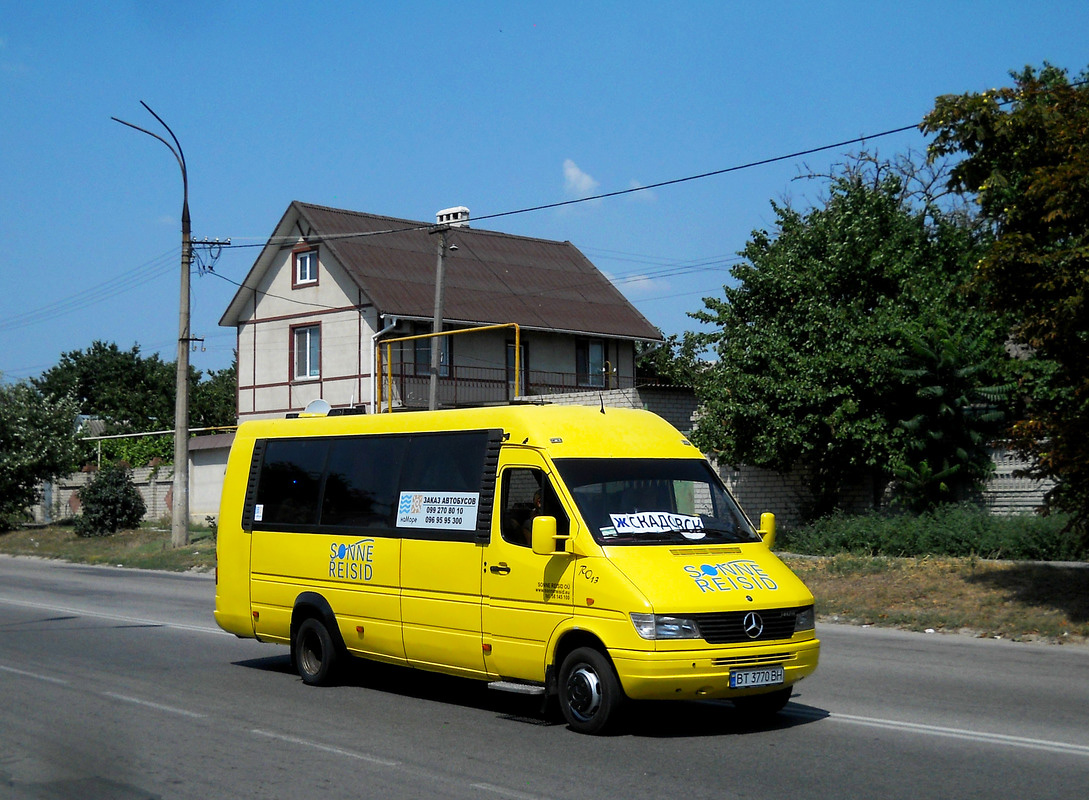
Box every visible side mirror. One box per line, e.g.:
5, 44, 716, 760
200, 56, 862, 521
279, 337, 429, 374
759, 512, 776, 549
531, 515, 568, 556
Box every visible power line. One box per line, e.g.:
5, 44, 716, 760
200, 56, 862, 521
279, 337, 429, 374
474, 124, 921, 224
0, 248, 179, 333
203, 269, 348, 311
220, 123, 921, 251
7, 120, 922, 335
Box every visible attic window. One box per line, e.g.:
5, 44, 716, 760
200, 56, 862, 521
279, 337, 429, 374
293, 247, 318, 287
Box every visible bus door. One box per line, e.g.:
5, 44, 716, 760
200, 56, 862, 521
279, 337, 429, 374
482, 462, 576, 681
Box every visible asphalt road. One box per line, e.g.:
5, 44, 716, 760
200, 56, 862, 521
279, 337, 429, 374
1, 555, 1087, 800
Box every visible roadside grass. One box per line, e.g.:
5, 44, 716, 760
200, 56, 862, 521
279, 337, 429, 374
2, 524, 1087, 646
0, 524, 216, 572
784, 554, 1089, 645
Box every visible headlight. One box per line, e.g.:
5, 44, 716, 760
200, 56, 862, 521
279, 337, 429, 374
794, 605, 815, 632
630, 613, 702, 640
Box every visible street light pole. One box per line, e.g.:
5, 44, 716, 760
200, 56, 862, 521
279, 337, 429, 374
112, 102, 191, 548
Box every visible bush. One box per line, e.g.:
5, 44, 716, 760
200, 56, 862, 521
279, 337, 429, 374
779, 504, 1084, 561
75, 463, 146, 537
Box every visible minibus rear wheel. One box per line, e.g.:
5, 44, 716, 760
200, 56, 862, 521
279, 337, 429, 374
294, 617, 339, 686
558, 647, 623, 734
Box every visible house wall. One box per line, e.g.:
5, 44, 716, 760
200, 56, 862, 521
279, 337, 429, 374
518, 332, 637, 390
237, 243, 377, 421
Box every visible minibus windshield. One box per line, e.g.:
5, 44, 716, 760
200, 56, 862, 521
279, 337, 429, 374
553, 458, 761, 545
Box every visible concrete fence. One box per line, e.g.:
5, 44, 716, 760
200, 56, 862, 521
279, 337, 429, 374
31, 432, 234, 527
33, 464, 174, 526
32, 391, 1054, 529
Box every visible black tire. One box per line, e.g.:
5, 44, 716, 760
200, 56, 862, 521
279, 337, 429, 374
293, 617, 339, 686
558, 647, 624, 734
732, 686, 792, 717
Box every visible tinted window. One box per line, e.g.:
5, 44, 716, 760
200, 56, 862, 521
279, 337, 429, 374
255, 439, 328, 526
399, 432, 490, 493
320, 436, 406, 528
500, 468, 570, 547
250, 430, 497, 536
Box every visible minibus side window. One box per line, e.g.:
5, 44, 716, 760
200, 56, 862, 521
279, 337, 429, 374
500, 468, 569, 547
254, 439, 329, 526
249, 429, 502, 537
320, 436, 406, 528
400, 432, 490, 493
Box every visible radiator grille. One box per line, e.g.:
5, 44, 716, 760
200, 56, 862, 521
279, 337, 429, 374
690, 607, 805, 644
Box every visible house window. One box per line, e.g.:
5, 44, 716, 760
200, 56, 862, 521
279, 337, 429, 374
293, 324, 321, 380
576, 339, 605, 387
413, 325, 450, 377
293, 248, 318, 287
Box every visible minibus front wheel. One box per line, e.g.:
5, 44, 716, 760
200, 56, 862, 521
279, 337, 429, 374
293, 617, 340, 686
558, 647, 624, 735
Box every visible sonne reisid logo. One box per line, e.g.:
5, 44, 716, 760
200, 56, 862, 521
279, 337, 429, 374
329, 538, 375, 581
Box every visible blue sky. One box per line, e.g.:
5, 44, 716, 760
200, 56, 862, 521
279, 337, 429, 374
2, 1, 1086, 382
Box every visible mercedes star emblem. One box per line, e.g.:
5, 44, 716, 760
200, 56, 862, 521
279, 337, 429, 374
742, 611, 764, 639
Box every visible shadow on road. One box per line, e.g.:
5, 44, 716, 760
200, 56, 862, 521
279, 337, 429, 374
232, 653, 829, 737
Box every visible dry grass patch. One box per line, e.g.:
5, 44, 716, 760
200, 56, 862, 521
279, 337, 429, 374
784, 555, 1089, 644
0, 525, 216, 572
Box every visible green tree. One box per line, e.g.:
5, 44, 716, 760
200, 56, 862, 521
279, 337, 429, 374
192, 358, 237, 428
635, 335, 699, 386
33, 344, 237, 467
921, 64, 1089, 534
687, 158, 1007, 517
0, 379, 82, 529
892, 319, 1011, 511
33, 341, 176, 431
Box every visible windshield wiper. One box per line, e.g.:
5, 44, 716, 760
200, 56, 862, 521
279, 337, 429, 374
697, 524, 758, 543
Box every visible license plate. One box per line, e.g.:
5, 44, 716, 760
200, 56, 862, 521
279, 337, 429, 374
729, 665, 785, 689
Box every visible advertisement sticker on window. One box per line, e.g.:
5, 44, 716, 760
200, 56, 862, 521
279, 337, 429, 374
397, 491, 480, 531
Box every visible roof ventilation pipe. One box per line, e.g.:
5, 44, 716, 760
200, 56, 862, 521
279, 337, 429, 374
435, 206, 470, 227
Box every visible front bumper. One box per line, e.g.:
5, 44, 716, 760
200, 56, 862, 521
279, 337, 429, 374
610, 634, 820, 701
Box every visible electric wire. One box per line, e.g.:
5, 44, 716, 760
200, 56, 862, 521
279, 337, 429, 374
0, 248, 179, 333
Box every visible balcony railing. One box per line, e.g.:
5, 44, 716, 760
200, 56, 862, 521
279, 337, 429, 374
385, 364, 636, 409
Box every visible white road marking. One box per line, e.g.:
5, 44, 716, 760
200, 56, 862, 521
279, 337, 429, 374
471, 783, 547, 800
103, 692, 207, 718
0, 664, 70, 685
249, 729, 400, 766
786, 707, 1089, 757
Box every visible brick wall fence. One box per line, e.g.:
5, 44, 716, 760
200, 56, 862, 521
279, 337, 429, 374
33, 465, 174, 526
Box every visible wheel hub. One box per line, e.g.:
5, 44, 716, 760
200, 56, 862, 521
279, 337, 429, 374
567, 665, 602, 720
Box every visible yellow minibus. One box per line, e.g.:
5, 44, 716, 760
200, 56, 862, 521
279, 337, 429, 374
214, 404, 819, 733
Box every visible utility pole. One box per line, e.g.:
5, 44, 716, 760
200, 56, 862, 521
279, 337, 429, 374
112, 102, 192, 548
427, 224, 451, 411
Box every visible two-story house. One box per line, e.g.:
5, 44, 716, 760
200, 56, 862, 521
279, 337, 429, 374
219, 202, 662, 420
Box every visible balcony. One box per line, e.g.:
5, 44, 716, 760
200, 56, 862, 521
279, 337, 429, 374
382, 364, 636, 409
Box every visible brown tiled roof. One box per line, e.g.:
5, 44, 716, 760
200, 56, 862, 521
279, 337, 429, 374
294, 203, 661, 341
